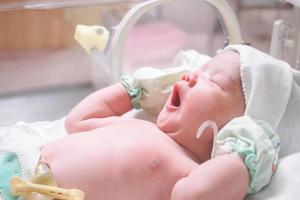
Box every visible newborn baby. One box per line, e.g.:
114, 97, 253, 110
2, 45, 290, 200
40, 47, 270, 200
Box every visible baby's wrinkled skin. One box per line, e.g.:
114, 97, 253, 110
41, 51, 248, 200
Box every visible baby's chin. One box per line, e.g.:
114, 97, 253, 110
156, 110, 179, 134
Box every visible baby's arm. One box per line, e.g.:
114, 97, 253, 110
65, 83, 132, 133
171, 153, 249, 200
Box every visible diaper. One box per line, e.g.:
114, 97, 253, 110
0, 151, 21, 200
0, 121, 67, 200
0, 151, 59, 200
212, 116, 280, 194
0, 121, 67, 181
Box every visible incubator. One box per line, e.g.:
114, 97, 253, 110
0, 0, 242, 95
1, 0, 300, 200
270, 0, 300, 69
0, 1, 241, 199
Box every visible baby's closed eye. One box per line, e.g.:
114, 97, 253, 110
210, 74, 234, 91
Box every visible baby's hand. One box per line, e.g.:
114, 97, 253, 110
121, 66, 189, 115
171, 153, 248, 200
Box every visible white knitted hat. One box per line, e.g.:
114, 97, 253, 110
224, 45, 300, 157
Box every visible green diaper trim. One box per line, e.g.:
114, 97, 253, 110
0, 151, 21, 200
121, 75, 143, 109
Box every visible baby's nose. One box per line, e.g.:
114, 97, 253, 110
181, 73, 197, 87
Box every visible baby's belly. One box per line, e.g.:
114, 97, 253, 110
41, 120, 198, 200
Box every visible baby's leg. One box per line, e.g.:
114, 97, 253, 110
171, 153, 249, 200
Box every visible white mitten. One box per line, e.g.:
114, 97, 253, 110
121, 66, 189, 115
121, 50, 211, 115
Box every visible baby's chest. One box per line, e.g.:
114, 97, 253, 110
85, 130, 197, 199
42, 122, 198, 199
90, 123, 197, 178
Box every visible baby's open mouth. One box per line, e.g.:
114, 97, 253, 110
171, 85, 181, 107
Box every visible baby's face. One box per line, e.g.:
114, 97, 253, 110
157, 50, 245, 157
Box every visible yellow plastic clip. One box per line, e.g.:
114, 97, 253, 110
74, 24, 109, 54
10, 176, 84, 200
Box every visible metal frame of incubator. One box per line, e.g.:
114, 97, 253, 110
270, 0, 300, 69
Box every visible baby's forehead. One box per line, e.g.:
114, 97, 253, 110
210, 50, 240, 69
203, 50, 241, 81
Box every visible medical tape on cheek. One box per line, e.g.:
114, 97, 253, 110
196, 121, 218, 157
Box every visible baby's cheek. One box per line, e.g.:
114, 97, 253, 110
222, 97, 245, 123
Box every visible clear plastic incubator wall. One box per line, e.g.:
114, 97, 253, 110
0, 0, 297, 125
0, 0, 245, 95
0, 1, 300, 200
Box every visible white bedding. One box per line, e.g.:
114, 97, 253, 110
246, 152, 300, 200
0, 117, 299, 200
0, 118, 67, 144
